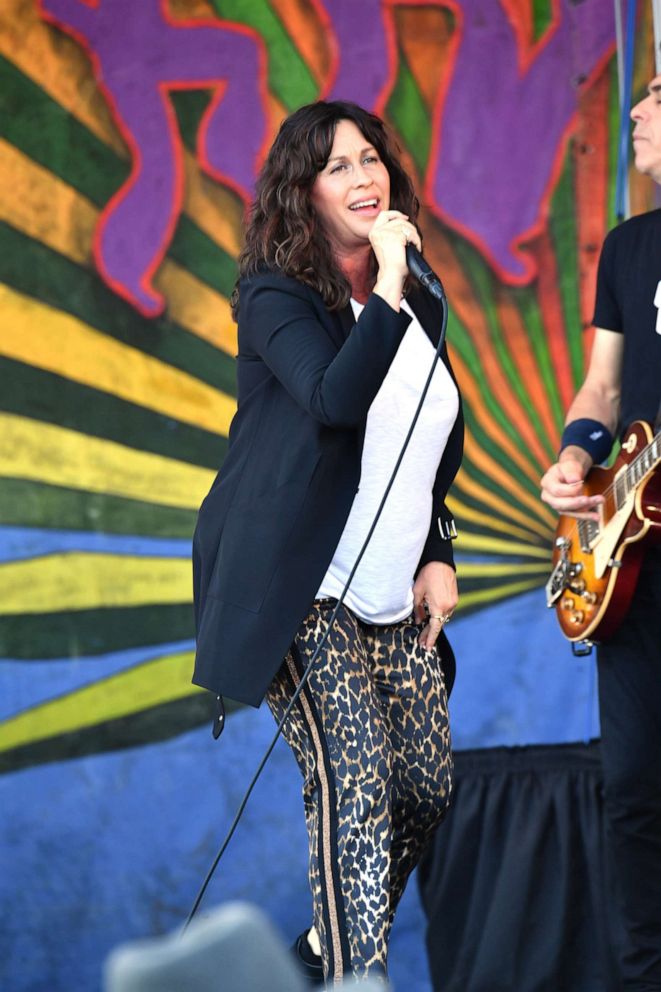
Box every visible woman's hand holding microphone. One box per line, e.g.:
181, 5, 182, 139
369, 210, 421, 311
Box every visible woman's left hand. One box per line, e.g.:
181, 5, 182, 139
413, 561, 459, 651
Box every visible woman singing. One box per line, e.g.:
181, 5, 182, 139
192, 100, 464, 985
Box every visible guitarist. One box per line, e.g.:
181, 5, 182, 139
541, 74, 661, 991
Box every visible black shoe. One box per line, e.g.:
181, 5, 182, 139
291, 930, 324, 987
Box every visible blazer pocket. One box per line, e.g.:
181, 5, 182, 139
208, 479, 311, 614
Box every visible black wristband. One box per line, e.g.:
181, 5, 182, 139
559, 418, 613, 464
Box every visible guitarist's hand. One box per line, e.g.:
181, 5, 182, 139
541, 451, 604, 520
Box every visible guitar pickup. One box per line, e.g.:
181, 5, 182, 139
577, 517, 599, 553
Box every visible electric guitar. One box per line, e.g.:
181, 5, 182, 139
546, 421, 661, 644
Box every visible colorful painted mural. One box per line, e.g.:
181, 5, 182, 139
0, 0, 656, 772
0, 3, 657, 987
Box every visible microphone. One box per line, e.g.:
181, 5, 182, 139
405, 244, 446, 302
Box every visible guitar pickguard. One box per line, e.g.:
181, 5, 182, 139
590, 478, 636, 578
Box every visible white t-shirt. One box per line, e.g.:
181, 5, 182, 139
316, 297, 459, 623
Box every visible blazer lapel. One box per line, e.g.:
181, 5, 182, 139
337, 301, 355, 341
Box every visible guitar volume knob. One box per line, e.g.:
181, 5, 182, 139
569, 611, 585, 625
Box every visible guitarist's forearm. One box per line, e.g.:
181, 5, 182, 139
541, 328, 622, 513
562, 327, 623, 440
563, 385, 620, 439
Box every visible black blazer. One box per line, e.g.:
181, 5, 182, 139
192, 270, 464, 707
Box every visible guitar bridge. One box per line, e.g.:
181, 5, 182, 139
546, 536, 571, 606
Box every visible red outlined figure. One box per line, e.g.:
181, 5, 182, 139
39, 0, 269, 316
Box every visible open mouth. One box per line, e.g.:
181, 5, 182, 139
349, 198, 379, 212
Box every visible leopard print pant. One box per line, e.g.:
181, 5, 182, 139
265, 599, 453, 985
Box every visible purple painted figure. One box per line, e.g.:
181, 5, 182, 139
323, 0, 394, 112
322, 0, 614, 284
39, 0, 267, 316
427, 0, 614, 282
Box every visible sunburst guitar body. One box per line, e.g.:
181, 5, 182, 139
546, 421, 661, 643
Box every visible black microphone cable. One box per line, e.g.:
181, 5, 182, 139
184, 264, 449, 931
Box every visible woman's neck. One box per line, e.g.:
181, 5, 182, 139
337, 245, 374, 304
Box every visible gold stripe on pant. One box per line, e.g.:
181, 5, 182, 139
266, 600, 453, 983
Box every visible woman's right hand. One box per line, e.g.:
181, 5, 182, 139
370, 210, 421, 308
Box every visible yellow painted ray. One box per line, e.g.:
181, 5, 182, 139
154, 262, 237, 356
0, 138, 94, 257
0, 414, 215, 508
0, 553, 192, 615
453, 470, 552, 542
455, 577, 544, 612
0, 649, 200, 754
463, 427, 556, 529
0, 139, 237, 355
181, 149, 243, 258
446, 494, 547, 544
457, 561, 550, 578
455, 532, 551, 560
0, 0, 128, 157
0, 283, 235, 436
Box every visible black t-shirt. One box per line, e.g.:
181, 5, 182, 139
593, 208, 661, 433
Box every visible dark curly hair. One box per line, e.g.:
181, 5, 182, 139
231, 100, 419, 317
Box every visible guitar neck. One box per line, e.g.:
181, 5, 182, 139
604, 431, 661, 519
